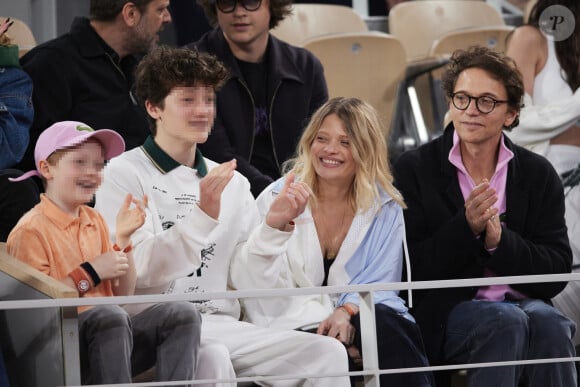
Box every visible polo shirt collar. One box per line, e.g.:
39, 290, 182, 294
141, 136, 208, 176
38, 194, 95, 230
0, 45, 19, 67
448, 130, 514, 175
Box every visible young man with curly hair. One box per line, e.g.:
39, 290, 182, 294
187, 0, 328, 197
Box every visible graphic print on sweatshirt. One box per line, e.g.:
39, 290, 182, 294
154, 185, 213, 280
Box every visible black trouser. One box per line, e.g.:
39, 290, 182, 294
350, 303, 435, 387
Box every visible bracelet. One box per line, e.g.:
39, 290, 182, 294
337, 306, 351, 319
69, 267, 92, 295
80, 262, 101, 287
340, 303, 357, 318
113, 243, 132, 253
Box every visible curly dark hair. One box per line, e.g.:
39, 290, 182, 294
90, 0, 153, 21
197, 0, 292, 29
528, 0, 579, 91
442, 45, 524, 130
135, 46, 229, 133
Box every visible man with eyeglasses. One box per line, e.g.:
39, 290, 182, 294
188, 0, 328, 197
393, 46, 576, 387
18, 0, 172, 175
450, 92, 509, 115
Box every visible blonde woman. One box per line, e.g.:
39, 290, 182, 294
232, 97, 433, 386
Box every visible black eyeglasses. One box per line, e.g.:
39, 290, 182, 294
451, 92, 508, 114
216, 0, 262, 13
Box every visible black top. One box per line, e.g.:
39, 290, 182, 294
322, 256, 336, 287
236, 57, 278, 181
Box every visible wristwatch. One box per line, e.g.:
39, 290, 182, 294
77, 279, 90, 293
69, 266, 92, 295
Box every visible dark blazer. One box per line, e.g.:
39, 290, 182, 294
189, 28, 328, 196
393, 125, 572, 364
19, 17, 150, 172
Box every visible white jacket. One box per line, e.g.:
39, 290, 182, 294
96, 138, 259, 317
232, 178, 411, 330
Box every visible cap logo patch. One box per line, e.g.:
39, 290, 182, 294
76, 124, 95, 132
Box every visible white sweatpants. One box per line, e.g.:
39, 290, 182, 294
195, 315, 350, 387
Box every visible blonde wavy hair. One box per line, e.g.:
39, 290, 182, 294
284, 97, 405, 212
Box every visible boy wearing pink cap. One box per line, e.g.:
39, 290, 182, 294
6, 121, 202, 385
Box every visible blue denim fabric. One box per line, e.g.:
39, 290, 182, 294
0, 66, 33, 169
444, 299, 577, 387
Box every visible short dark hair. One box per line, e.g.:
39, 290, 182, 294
197, 0, 292, 29
442, 45, 524, 129
90, 0, 153, 21
135, 46, 229, 133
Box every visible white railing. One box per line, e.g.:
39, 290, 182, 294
2, 273, 580, 387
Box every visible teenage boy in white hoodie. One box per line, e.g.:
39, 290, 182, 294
95, 46, 349, 386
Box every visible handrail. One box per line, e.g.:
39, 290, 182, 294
0, 249, 77, 299
1, 273, 578, 310
2, 272, 579, 386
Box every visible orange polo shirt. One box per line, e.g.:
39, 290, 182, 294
7, 195, 115, 308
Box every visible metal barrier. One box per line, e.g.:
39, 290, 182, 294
2, 273, 580, 386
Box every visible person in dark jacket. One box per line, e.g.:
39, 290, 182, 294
189, 0, 328, 196
0, 17, 39, 242
393, 46, 576, 387
17, 0, 172, 173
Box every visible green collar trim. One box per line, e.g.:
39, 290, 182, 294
0, 45, 20, 67
141, 136, 207, 176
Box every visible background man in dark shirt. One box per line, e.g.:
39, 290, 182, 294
18, 0, 171, 173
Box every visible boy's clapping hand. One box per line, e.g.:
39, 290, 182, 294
115, 193, 148, 249
199, 159, 236, 220
91, 250, 129, 280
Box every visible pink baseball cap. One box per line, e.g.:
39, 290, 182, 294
10, 121, 125, 182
